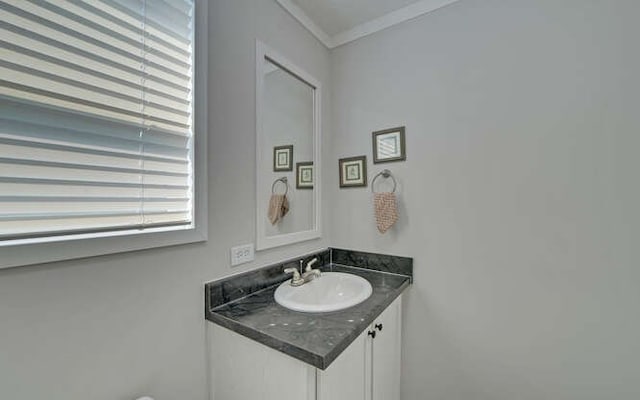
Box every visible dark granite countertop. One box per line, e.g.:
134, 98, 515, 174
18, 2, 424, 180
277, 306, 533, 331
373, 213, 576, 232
205, 248, 412, 370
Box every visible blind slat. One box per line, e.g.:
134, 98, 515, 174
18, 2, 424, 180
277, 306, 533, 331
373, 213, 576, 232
22, 0, 192, 68
1, 85, 191, 133
0, 133, 189, 164
0, 157, 188, 177
1, 50, 192, 114
0, 143, 189, 175
2, 100, 191, 144
1, 65, 191, 121
0, 176, 188, 189
1, 200, 189, 213
76, 0, 191, 49
111, 0, 192, 41
0, 162, 188, 187
1, 25, 192, 95
0, 210, 190, 222
0, 196, 189, 203
0, 0, 194, 242
0, 216, 191, 240
1, 4, 192, 79
60, 0, 192, 59
2, 182, 188, 200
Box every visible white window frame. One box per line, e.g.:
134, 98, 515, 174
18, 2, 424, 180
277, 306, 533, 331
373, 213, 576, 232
0, 0, 208, 269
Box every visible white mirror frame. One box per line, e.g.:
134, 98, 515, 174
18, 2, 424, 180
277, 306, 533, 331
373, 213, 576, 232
255, 41, 322, 250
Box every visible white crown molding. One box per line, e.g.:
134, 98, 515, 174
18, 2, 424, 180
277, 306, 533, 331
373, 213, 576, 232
276, 0, 333, 48
331, 0, 460, 48
277, 0, 460, 49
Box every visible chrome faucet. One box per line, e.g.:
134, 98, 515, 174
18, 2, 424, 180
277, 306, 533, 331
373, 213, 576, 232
284, 267, 305, 286
284, 257, 321, 287
301, 257, 321, 281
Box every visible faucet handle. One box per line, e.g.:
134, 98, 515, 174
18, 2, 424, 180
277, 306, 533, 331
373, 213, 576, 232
305, 257, 319, 272
284, 267, 301, 278
284, 267, 304, 286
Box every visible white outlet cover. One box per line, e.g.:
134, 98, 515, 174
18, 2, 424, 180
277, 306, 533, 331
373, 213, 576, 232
230, 243, 255, 266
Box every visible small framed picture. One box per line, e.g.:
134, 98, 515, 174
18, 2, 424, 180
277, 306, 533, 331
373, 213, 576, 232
273, 145, 293, 171
296, 162, 314, 189
372, 126, 406, 163
339, 156, 367, 188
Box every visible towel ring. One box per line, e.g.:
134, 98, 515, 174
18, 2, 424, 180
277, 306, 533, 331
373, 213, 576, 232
371, 169, 397, 193
272, 177, 288, 195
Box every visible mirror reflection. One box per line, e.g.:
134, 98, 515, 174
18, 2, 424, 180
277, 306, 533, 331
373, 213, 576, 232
260, 58, 315, 239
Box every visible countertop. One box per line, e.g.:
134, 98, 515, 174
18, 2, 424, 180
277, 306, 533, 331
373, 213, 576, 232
205, 252, 411, 370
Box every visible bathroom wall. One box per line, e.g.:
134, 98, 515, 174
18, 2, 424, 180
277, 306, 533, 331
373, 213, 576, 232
0, 1, 330, 400
329, 1, 640, 399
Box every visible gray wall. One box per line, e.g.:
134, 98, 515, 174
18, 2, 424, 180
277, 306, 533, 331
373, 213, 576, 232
329, 1, 640, 399
0, 1, 330, 399
3, 1, 639, 400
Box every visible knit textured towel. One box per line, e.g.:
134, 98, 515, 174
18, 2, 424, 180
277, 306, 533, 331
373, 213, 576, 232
268, 194, 289, 225
374, 192, 399, 233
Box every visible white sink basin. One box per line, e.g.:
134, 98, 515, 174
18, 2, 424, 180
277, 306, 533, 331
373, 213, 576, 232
274, 272, 373, 313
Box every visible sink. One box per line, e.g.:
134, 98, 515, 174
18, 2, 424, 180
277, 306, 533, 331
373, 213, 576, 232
274, 272, 373, 313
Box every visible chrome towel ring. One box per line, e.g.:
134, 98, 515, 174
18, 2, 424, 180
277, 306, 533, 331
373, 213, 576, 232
371, 169, 397, 193
272, 177, 288, 195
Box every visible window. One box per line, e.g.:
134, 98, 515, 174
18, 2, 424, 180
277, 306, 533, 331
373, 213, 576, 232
0, 0, 207, 267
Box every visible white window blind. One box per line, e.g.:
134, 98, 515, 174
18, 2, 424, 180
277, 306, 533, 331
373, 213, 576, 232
0, 0, 195, 242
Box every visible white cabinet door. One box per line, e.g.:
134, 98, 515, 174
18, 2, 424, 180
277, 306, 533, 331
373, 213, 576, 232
318, 296, 403, 400
208, 324, 316, 400
371, 297, 402, 400
317, 328, 368, 400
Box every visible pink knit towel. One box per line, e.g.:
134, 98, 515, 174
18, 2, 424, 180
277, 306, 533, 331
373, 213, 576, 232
374, 192, 399, 233
268, 194, 289, 225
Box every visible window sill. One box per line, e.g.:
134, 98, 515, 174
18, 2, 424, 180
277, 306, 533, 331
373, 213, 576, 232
0, 223, 207, 269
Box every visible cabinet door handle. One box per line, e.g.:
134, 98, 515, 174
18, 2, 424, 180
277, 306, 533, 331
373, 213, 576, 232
375, 323, 383, 331
367, 330, 376, 339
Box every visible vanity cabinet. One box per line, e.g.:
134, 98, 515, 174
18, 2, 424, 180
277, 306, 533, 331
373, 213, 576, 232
208, 296, 402, 400
371, 294, 402, 400
317, 296, 402, 400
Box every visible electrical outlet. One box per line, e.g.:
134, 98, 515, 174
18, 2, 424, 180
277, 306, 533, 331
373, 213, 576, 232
230, 243, 254, 266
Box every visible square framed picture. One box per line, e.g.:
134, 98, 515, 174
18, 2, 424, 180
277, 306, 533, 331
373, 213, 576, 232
339, 156, 367, 188
273, 145, 293, 171
372, 126, 406, 163
296, 162, 314, 189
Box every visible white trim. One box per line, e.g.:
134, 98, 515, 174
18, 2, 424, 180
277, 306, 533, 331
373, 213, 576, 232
255, 40, 322, 251
0, 0, 208, 269
277, 0, 460, 49
332, 0, 460, 47
275, 0, 333, 48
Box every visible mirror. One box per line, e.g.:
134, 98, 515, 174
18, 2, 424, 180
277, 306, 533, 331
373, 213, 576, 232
256, 42, 321, 250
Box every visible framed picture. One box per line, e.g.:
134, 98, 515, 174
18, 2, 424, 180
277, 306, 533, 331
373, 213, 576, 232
372, 126, 406, 163
273, 145, 293, 171
296, 162, 314, 189
339, 156, 367, 188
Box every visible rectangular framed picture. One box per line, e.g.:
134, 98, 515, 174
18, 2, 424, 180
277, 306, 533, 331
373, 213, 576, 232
339, 156, 367, 188
296, 162, 314, 189
273, 145, 293, 171
372, 126, 406, 163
